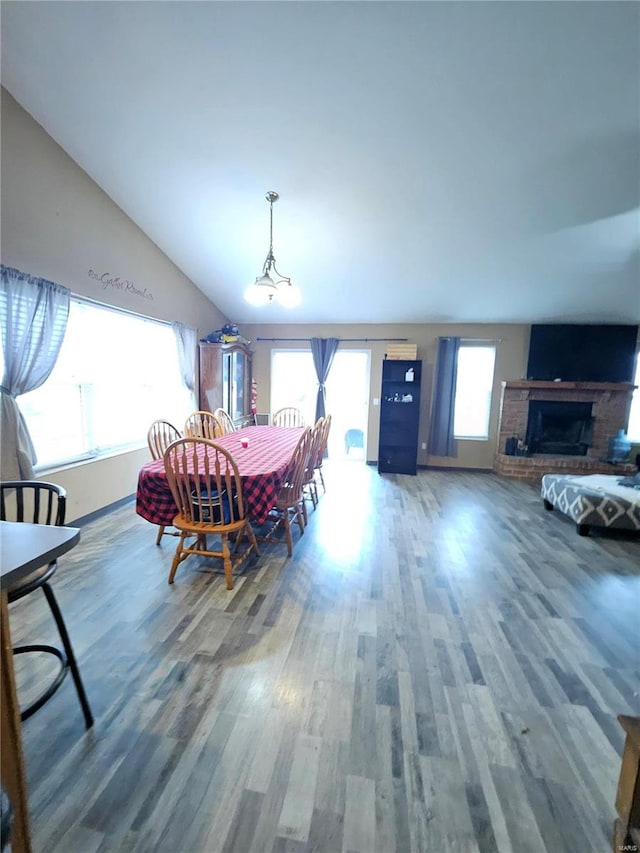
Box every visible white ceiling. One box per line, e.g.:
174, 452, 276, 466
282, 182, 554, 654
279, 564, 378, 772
2, 1, 639, 325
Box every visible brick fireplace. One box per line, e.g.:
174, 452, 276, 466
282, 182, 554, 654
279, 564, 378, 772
494, 380, 636, 483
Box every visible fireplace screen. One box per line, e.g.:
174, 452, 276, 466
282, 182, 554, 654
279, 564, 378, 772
526, 400, 594, 456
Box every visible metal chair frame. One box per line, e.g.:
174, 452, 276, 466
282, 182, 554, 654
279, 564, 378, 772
0, 480, 93, 728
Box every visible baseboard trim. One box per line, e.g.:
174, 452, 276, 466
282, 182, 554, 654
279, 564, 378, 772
71, 493, 136, 527
367, 461, 492, 473
418, 464, 493, 473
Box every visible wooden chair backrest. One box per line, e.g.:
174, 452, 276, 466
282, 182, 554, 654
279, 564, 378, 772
213, 408, 236, 435
308, 418, 326, 474
272, 407, 305, 428
0, 480, 66, 527
279, 427, 313, 505
319, 413, 332, 462
184, 411, 223, 440
147, 420, 182, 460
163, 438, 246, 529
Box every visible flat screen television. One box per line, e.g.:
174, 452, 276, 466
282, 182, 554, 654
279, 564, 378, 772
526, 324, 638, 383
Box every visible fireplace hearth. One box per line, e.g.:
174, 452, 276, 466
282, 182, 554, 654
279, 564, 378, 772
526, 400, 593, 455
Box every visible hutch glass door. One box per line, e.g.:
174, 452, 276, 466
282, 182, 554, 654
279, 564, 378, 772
231, 350, 245, 420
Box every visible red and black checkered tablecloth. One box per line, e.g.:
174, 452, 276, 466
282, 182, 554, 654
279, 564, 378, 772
135, 425, 304, 527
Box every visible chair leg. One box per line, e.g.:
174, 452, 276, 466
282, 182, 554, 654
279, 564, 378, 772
231, 525, 245, 554
318, 468, 325, 492
283, 513, 293, 558
221, 535, 234, 590
306, 482, 318, 509
245, 521, 260, 557
155, 525, 166, 546
168, 533, 187, 584
41, 583, 93, 729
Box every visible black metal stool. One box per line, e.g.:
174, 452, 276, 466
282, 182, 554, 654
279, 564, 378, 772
0, 481, 93, 728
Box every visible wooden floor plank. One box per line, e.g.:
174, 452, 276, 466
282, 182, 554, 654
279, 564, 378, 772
5, 463, 638, 852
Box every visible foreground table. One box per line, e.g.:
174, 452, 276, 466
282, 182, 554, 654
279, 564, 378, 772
0, 520, 81, 853
136, 424, 304, 527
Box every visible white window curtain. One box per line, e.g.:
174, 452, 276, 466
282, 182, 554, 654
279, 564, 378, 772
171, 322, 198, 409
0, 265, 70, 478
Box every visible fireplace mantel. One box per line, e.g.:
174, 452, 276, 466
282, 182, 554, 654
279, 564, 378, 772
502, 380, 636, 392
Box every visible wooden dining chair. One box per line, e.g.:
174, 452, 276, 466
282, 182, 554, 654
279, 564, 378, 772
147, 419, 183, 545
259, 427, 313, 557
272, 406, 305, 428
162, 438, 259, 589
184, 410, 223, 440
303, 418, 326, 510
213, 408, 236, 435
0, 480, 93, 728
315, 413, 332, 493
147, 419, 181, 460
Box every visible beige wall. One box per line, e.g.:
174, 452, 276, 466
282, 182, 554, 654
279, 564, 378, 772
244, 322, 530, 469
1, 89, 227, 521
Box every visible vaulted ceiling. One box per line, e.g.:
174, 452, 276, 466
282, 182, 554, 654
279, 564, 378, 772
2, 1, 639, 325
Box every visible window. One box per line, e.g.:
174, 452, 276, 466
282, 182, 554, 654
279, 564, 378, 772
453, 344, 496, 440
270, 349, 317, 426
627, 353, 640, 442
16, 299, 192, 469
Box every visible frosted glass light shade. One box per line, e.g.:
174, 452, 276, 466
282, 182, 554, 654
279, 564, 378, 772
244, 270, 279, 305
244, 274, 300, 307
277, 281, 301, 307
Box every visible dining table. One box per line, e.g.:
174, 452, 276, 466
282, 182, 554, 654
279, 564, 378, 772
0, 520, 81, 853
136, 424, 305, 528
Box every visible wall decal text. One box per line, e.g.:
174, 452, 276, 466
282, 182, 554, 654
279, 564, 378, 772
88, 269, 154, 300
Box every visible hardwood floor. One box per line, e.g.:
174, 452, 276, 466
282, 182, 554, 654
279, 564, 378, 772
8, 463, 639, 852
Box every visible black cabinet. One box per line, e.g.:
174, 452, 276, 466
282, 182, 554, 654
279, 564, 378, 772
378, 359, 422, 475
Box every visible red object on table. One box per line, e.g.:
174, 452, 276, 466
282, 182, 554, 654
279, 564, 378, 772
136, 425, 303, 526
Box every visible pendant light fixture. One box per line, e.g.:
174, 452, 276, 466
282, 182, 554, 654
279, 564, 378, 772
245, 191, 300, 307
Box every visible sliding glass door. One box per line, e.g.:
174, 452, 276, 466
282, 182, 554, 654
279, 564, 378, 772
270, 348, 370, 459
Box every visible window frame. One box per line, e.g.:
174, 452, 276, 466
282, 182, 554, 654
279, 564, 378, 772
270, 348, 317, 427
452, 342, 497, 441
13, 295, 191, 472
